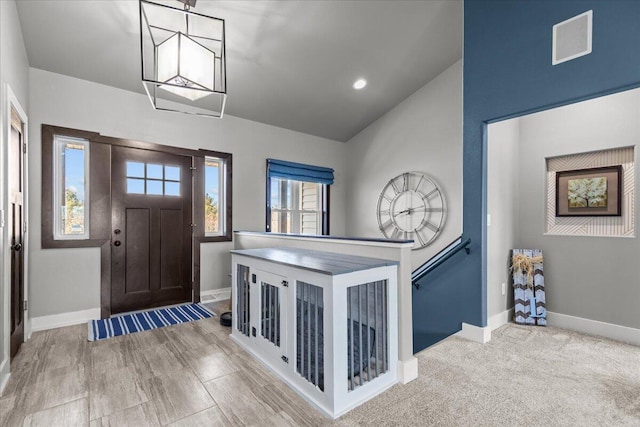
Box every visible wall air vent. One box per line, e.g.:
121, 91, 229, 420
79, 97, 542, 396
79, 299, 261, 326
552, 10, 593, 65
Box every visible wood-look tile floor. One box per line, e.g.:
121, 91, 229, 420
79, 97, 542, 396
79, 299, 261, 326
0, 301, 331, 426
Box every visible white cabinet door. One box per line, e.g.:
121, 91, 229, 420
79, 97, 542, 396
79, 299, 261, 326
253, 269, 289, 365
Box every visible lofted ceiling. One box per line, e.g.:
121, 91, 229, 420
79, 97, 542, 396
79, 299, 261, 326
15, 0, 462, 142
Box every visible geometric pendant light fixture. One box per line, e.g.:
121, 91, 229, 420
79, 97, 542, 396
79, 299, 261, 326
139, 0, 227, 117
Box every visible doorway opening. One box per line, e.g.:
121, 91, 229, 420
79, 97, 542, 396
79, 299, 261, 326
111, 145, 193, 314
6, 87, 28, 359
486, 87, 639, 335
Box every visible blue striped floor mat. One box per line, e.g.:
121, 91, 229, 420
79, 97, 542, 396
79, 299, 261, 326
88, 303, 215, 341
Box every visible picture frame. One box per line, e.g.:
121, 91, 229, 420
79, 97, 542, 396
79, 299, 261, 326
556, 165, 622, 217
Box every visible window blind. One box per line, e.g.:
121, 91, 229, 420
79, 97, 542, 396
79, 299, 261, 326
267, 159, 334, 185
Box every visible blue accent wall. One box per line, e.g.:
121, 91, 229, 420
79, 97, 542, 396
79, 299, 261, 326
413, 248, 472, 352
466, 0, 640, 327
419, 0, 640, 343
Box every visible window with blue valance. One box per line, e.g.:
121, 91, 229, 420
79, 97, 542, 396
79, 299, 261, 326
266, 159, 334, 185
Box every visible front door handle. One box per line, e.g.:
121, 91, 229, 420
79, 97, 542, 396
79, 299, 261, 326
11, 243, 22, 252
113, 241, 121, 247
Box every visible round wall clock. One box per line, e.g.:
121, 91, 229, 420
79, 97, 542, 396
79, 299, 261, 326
376, 172, 445, 250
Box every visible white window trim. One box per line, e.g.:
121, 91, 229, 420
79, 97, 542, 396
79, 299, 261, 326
53, 135, 90, 240
270, 179, 324, 235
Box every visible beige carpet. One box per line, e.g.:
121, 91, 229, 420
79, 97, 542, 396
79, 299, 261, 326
334, 323, 640, 426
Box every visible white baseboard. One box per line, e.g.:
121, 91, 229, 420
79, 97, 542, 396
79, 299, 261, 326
455, 309, 512, 344
201, 287, 231, 303
397, 357, 419, 384
31, 308, 101, 332
469, 309, 639, 347
0, 357, 10, 395
456, 322, 491, 344
488, 308, 513, 331
547, 311, 640, 346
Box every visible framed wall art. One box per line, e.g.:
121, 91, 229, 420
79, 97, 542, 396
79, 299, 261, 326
556, 165, 622, 217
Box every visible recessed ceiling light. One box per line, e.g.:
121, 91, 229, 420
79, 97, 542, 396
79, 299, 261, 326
353, 78, 367, 90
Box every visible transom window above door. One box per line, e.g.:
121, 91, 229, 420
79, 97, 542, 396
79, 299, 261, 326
126, 161, 180, 196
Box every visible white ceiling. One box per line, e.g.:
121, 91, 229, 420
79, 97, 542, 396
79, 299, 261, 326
15, 0, 462, 142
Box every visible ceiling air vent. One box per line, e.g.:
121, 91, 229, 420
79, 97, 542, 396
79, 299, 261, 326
552, 10, 593, 65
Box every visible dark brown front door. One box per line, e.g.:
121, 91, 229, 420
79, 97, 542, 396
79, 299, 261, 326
111, 146, 193, 314
10, 108, 25, 359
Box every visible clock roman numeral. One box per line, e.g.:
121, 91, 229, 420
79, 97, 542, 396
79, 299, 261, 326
402, 173, 409, 192
425, 188, 439, 199
379, 219, 393, 231
415, 174, 425, 191
421, 219, 439, 233
390, 180, 401, 194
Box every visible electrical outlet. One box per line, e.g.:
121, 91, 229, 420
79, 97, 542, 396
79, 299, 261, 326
501, 282, 506, 295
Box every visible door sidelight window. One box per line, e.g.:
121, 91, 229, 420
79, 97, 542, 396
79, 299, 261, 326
53, 135, 90, 240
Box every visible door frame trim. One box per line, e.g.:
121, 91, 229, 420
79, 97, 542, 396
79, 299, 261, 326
2, 84, 29, 363
98, 136, 201, 317
40, 124, 232, 319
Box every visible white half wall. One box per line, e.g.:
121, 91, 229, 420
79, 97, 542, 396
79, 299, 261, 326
27, 68, 347, 318
344, 61, 462, 269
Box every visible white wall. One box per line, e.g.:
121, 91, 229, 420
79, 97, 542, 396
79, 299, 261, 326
1, 0, 30, 389
27, 68, 347, 318
517, 88, 639, 329
488, 88, 640, 330
344, 61, 462, 269
487, 119, 520, 318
